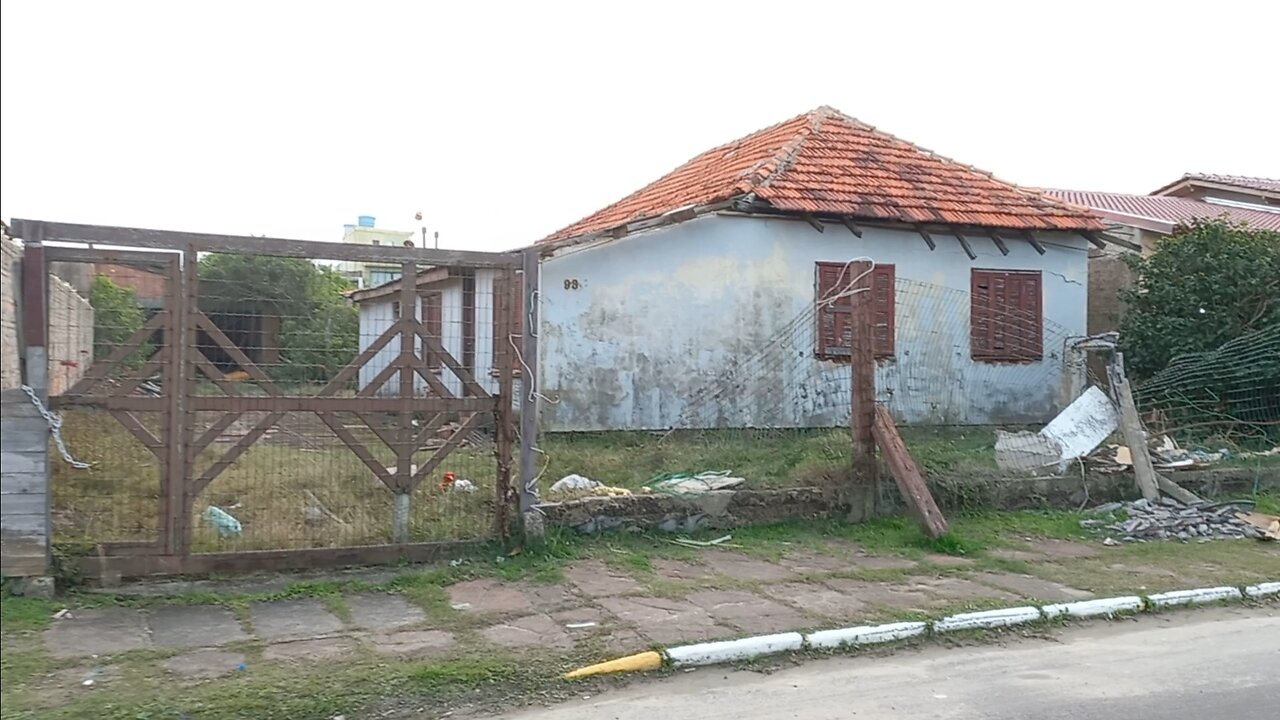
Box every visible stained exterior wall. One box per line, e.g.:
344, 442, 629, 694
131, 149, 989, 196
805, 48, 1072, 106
1, 233, 93, 395
1, 233, 21, 390
538, 214, 1089, 430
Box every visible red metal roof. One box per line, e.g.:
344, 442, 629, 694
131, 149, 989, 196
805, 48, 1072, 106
542, 107, 1103, 242
1045, 190, 1280, 232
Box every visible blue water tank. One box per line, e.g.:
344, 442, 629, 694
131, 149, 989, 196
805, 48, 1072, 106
357, 215, 376, 228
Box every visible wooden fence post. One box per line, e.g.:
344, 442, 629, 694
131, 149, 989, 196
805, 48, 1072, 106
850, 261, 877, 519
1108, 352, 1160, 502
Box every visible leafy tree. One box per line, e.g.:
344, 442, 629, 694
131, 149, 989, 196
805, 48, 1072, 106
1120, 219, 1280, 379
197, 255, 357, 382
88, 275, 150, 365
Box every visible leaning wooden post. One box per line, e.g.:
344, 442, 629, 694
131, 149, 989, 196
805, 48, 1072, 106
518, 248, 543, 539
850, 262, 878, 520
1108, 351, 1160, 502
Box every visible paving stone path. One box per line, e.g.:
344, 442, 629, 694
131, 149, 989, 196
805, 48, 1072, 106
41, 545, 1102, 680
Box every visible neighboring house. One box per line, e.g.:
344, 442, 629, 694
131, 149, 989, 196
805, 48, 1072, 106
524, 106, 1108, 430
336, 215, 418, 288
350, 266, 518, 399
1045, 174, 1280, 338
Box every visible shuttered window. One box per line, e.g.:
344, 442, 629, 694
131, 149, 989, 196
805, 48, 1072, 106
421, 291, 443, 372
815, 262, 895, 360
970, 269, 1042, 362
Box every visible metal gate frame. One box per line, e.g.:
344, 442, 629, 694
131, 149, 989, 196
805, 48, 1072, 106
13, 219, 522, 578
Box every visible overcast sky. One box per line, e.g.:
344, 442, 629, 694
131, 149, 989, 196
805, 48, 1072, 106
3, 0, 1276, 252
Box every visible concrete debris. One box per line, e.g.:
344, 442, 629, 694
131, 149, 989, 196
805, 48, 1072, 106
995, 386, 1118, 473
1083, 498, 1271, 541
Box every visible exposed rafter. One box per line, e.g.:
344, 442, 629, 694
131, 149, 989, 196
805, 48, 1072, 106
802, 214, 825, 233
1020, 230, 1047, 255
1079, 231, 1108, 250
914, 224, 936, 251
987, 230, 1010, 256
953, 231, 977, 261
841, 218, 864, 238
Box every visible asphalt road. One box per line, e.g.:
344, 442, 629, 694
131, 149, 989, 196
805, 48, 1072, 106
495, 604, 1279, 719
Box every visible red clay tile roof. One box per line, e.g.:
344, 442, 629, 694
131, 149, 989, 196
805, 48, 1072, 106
1152, 173, 1280, 196
542, 106, 1103, 243
1045, 190, 1280, 232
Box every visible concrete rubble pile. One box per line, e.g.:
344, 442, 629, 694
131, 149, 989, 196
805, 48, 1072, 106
1082, 498, 1268, 541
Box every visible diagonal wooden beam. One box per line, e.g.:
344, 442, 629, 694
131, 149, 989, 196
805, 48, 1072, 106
191, 412, 243, 459
315, 412, 395, 491
1080, 231, 1108, 250
411, 362, 455, 399
193, 352, 242, 396
357, 356, 406, 398
190, 411, 285, 498
953, 230, 977, 260
987, 230, 1010, 256
194, 312, 280, 394
1020, 230, 1047, 255
110, 410, 163, 456
801, 214, 825, 233
410, 412, 484, 491
410, 412, 447, 451
66, 313, 165, 396
111, 346, 168, 396
355, 411, 403, 455
317, 317, 405, 396
841, 218, 863, 238
914, 224, 936, 251
413, 322, 489, 398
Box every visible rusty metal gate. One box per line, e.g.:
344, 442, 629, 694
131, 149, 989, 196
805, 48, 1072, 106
13, 219, 521, 578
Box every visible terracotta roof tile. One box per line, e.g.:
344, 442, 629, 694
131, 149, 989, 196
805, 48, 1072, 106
542, 106, 1103, 242
1045, 190, 1280, 232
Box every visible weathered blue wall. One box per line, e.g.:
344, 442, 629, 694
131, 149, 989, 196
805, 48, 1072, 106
538, 214, 1088, 430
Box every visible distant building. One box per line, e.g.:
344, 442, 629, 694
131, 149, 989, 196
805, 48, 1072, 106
336, 215, 416, 288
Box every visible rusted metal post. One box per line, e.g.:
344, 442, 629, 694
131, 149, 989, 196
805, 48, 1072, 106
850, 262, 877, 519
518, 248, 542, 537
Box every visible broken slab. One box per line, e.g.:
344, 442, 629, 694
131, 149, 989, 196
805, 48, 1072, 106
148, 605, 247, 649
700, 551, 794, 582
262, 637, 357, 662
597, 595, 732, 645
764, 583, 871, 619
345, 593, 426, 631
446, 579, 535, 614
248, 600, 345, 641
480, 614, 573, 649
162, 649, 246, 680
970, 572, 1094, 602
44, 608, 149, 659
563, 560, 642, 597
686, 589, 809, 634
369, 630, 456, 658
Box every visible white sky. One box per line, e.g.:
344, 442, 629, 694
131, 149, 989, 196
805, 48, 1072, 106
2, 0, 1277, 252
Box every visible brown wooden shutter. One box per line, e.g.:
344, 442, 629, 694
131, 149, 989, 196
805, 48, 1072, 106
971, 269, 1042, 362
871, 264, 895, 359
815, 262, 852, 359
422, 291, 443, 371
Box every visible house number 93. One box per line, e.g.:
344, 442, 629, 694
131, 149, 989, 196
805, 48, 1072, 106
563, 278, 581, 290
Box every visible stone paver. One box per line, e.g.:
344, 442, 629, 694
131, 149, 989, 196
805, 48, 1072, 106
988, 548, 1049, 563
517, 582, 581, 612
776, 551, 854, 574
249, 599, 344, 641
44, 608, 149, 659
552, 606, 610, 631
148, 605, 246, 649
446, 579, 534, 614
597, 595, 733, 645
846, 554, 919, 571
481, 614, 573, 649
369, 629, 456, 658
924, 553, 976, 568
701, 551, 794, 582
913, 576, 1020, 604
972, 572, 1095, 602
686, 589, 809, 633
346, 593, 426, 631
564, 560, 642, 597
1026, 539, 1100, 559
162, 649, 246, 679
262, 637, 357, 662
765, 582, 871, 619
822, 578, 940, 612
651, 558, 716, 581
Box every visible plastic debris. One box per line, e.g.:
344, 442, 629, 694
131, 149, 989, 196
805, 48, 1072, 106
565, 622, 597, 629
547, 473, 632, 499
53, 608, 72, 620
451, 478, 476, 493
203, 506, 242, 537
670, 535, 736, 548
451, 602, 472, 611
646, 470, 746, 495
550, 474, 598, 492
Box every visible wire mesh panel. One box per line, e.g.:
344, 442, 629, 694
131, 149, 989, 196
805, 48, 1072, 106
46, 253, 178, 549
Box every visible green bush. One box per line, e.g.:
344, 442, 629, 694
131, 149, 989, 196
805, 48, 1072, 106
88, 275, 151, 366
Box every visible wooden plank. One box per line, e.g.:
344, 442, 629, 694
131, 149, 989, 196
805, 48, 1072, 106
21, 236, 46, 349
1156, 473, 1204, 505
1108, 353, 1160, 502
316, 317, 404, 396
841, 218, 864, 238
987, 231, 1010, 256
850, 262, 877, 518
190, 412, 243, 458
396, 261, 418, 495
63, 312, 164, 396
13, 219, 520, 268
194, 313, 280, 393
914, 224, 936, 250
54, 394, 492, 413
190, 412, 286, 497
43, 246, 174, 267
953, 231, 977, 260
1, 472, 47, 495
872, 405, 949, 539
493, 268, 516, 539
1020, 230, 1047, 255
1080, 231, 1108, 250
414, 324, 490, 398
315, 412, 395, 490
109, 410, 164, 455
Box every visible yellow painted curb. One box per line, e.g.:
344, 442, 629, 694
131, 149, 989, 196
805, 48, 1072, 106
564, 650, 664, 679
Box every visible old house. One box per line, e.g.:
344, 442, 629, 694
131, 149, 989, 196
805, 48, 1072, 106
1045, 174, 1280, 338
528, 107, 1111, 430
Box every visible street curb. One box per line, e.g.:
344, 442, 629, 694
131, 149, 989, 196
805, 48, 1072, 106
562, 580, 1279, 679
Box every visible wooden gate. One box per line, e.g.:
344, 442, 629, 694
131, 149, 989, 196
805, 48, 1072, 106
14, 219, 521, 578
